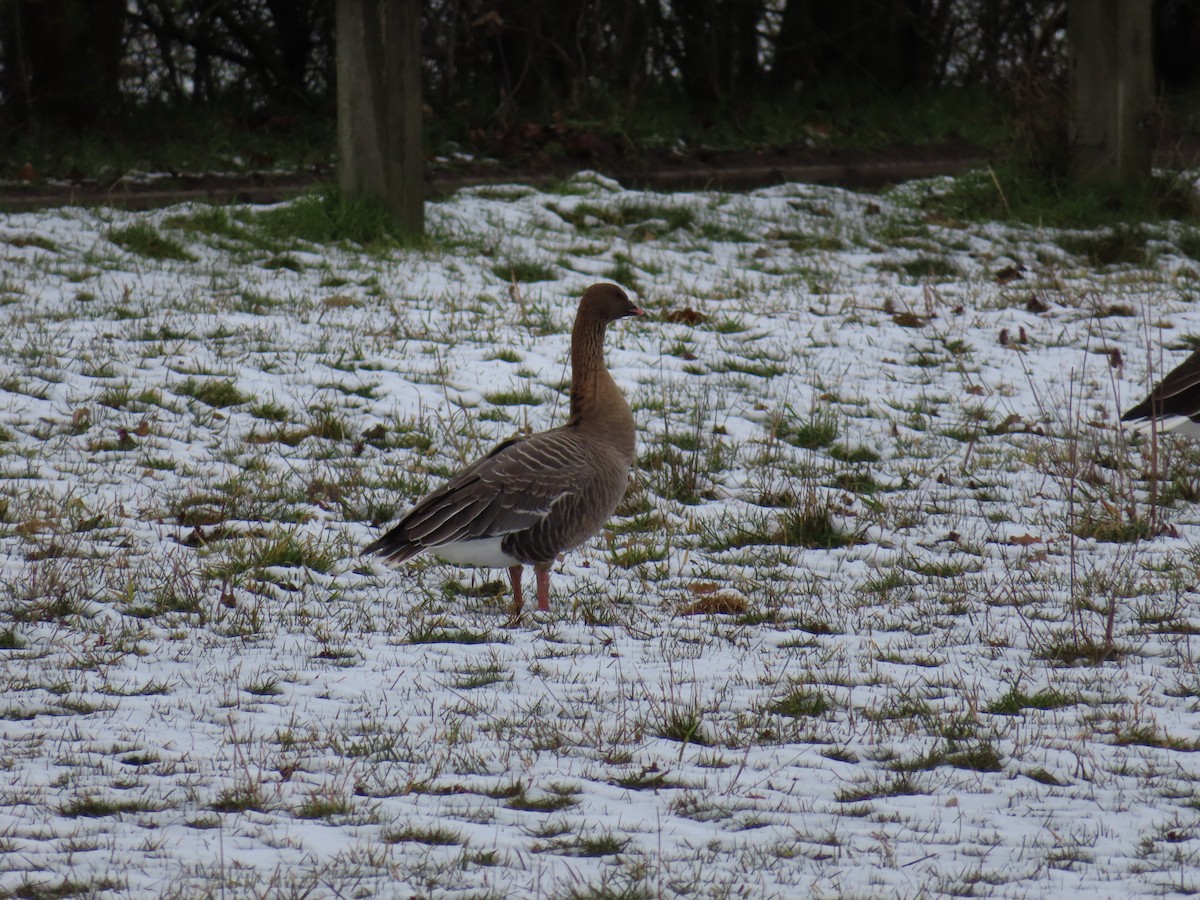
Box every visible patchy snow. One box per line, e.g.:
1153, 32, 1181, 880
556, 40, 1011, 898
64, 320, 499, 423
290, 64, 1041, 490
2, 172, 1200, 897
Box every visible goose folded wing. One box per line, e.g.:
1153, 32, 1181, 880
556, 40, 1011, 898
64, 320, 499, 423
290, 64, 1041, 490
402, 431, 589, 546
1123, 350, 1200, 422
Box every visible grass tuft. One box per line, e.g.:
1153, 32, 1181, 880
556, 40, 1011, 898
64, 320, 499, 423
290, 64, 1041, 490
257, 187, 420, 248
657, 709, 711, 746
767, 686, 831, 718
175, 377, 249, 408
108, 221, 198, 261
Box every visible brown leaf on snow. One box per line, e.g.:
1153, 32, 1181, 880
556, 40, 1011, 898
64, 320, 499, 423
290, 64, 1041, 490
993, 264, 1025, 285
892, 311, 925, 328
1009, 533, 1042, 546
664, 307, 708, 326
1025, 294, 1050, 313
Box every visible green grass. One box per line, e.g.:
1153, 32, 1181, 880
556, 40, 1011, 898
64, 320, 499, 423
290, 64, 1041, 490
4, 234, 58, 252
108, 222, 197, 261
250, 400, 291, 422
262, 253, 306, 272
4, 876, 125, 897
382, 824, 464, 845
207, 532, 337, 581
4, 84, 1012, 196
878, 255, 962, 282
987, 686, 1076, 715
1056, 225, 1154, 267
767, 686, 831, 718
211, 784, 267, 813
713, 497, 858, 551
657, 709, 711, 746
543, 831, 631, 857
59, 795, 159, 818
174, 377, 249, 409
612, 767, 670, 790
1035, 634, 1126, 666
1071, 508, 1155, 543
484, 384, 543, 406
505, 787, 579, 813
772, 408, 839, 449
559, 200, 697, 235
256, 187, 420, 248
163, 206, 280, 251
835, 773, 927, 803
406, 622, 499, 645
294, 792, 353, 819
828, 444, 881, 464
931, 164, 1200, 228
492, 256, 558, 282
639, 445, 712, 505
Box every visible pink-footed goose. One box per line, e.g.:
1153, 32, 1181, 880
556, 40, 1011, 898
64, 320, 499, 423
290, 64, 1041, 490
1122, 349, 1200, 437
364, 283, 645, 615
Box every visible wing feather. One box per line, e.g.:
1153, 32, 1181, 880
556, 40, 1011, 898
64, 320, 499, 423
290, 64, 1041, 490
1123, 350, 1200, 426
364, 427, 595, 563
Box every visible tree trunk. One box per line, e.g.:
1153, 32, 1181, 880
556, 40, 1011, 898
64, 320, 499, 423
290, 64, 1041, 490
336, 0, 424, 233
1069, 0, 1154, 187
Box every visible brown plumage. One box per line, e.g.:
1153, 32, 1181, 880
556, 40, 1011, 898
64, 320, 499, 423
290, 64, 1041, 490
364, 283, 645, 615
1122, 349, 1200, 438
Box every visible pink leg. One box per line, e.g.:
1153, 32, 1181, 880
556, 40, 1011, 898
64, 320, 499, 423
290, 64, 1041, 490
535, 564, 551, 612
507, 565, 524, 617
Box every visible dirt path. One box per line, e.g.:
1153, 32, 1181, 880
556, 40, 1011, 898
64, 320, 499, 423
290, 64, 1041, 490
0, 145, 993, 212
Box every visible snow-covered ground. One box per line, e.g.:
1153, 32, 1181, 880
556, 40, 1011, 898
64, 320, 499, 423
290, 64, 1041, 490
2, 172, 1200, 898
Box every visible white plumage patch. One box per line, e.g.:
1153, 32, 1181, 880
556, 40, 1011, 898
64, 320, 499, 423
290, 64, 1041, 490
433, 537, 519, 568
1125, 415, 1200, 439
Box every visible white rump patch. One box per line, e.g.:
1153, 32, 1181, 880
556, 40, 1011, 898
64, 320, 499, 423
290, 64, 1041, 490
1125, 415, 1200, 439
434, 537, 518, 568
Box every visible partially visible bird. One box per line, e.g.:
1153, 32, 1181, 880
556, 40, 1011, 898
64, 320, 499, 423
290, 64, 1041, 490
364, 283, 645, 616
1122, 349, 1200, 438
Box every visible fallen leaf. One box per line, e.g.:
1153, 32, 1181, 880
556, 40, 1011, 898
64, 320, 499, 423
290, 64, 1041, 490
1025, 294, 1050, 313
664, 307, 708, 325
1009, 533, 1041, 546
993, 264, 1025, 285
